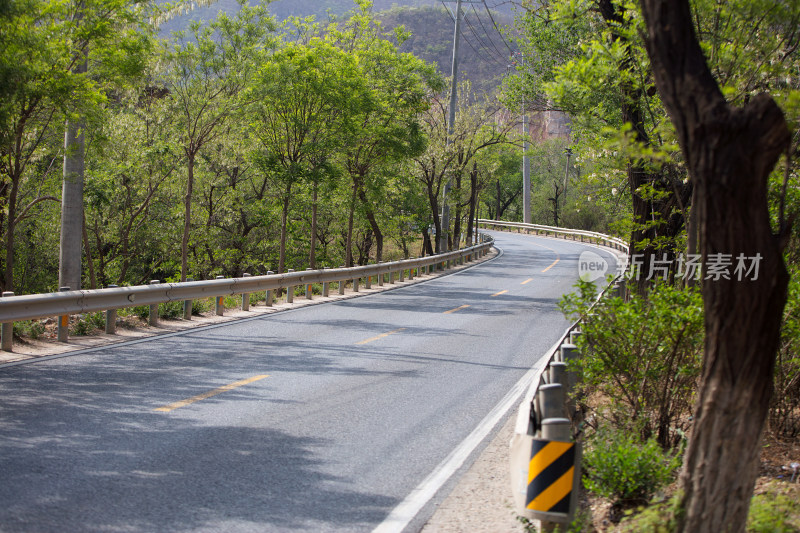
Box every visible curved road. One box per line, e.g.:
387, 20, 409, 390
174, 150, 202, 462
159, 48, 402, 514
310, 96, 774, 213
0, 231, 619, 532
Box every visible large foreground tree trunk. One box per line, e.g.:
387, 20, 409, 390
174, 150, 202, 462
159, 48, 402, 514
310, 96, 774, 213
639, 2, 791, 531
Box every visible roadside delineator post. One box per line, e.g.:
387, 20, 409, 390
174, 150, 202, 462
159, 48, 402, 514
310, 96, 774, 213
510, 417, 580, 532
306, 268, 314, 299
214, 276, 225, 315
57, 287, 70, 342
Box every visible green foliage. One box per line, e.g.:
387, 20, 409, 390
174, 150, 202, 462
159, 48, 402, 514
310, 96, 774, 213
583, 425, 682, 506
561, 281, 703, 448
771, 256, 800, 439
747, 482, 800, 533
13, 320, 45, 340
70, 312, 106, 336
617, 492, 684, 532
158, 301, 184, 319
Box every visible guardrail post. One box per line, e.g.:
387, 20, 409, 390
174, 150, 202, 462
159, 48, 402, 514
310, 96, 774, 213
241, 273, 251, 310
537, 383, 565, 421
183, 278, 193, 320
399, 267, 405, 282
287, 269, 295, 303
266, 272, 275, 306
561, 343, 581, 418
214, 276, 225, 315
549, 361, 567, 387
105, 285, 118, 334
408, 260, 415, 280
365, 272, 372, 290
57, 286, 70, 342
305, 268, 314, 299
322, 273, 330, 297
148, 280, 161, 326
352, 272, 359, 292
338, 267, 346, 295
539, 417, 578, 532
1, 291, 14, 351
389, 270, 395, 284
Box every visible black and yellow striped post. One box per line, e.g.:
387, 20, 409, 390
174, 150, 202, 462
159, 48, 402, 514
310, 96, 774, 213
526, 439, 576, 516
511, 418, 581, 527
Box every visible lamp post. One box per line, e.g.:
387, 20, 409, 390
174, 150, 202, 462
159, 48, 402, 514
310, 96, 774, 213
563, 147, 573, 199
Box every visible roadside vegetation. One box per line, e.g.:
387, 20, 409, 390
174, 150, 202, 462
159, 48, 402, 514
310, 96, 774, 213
508, 0, 800, 530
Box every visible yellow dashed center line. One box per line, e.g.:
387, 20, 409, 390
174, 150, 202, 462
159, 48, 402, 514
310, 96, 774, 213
443, 304, 470, 314
356, 328, 407, 345
491, 290, 508, 297
541, 258, 560, 272
521, 278, 534, 285
154, 374, 270, 413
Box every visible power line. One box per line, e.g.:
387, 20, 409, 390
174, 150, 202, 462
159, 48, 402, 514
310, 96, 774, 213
471, 3, 510, 62
482, 0, 516, 56
440, 1, 506, 69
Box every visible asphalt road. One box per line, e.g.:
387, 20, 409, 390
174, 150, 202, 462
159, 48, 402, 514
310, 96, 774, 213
0, 231, 619, 533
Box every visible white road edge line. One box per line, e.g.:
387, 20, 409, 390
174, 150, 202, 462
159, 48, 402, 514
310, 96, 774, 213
371, 336, 563, 533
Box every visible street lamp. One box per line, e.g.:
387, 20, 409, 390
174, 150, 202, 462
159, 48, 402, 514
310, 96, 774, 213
563, 147, 573, 199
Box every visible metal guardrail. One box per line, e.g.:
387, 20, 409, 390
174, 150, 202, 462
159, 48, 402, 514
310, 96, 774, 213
478, 219, 629, 253
0, 236, 494, 350
499, 221, 629, 528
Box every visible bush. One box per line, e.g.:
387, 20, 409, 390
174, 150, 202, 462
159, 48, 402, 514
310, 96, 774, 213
747, 481, 800, 533
771, 265, 800, 439
70, 312, 105, 336
560, 281, 703, 448
158, 301, 184, 319
13, 320, 45, 340
583, 425, 682, 507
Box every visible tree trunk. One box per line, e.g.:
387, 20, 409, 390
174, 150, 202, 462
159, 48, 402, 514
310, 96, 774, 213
3, 176, 19, 292
180, 151, 195, 282
279, 181, 291, 274
346, 183, 356, 267
60, 115, 85, 291
452, 170, 463, 250
355, 175, 382, 263
640, 2, 791, 531
466, 161, 478, 244
599, 0, 690, 294
310, 181, 318, 269
421, 227, 434, 257
59, 19, 87, 292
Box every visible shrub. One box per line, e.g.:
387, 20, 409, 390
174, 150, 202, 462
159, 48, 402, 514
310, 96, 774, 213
70, 312, 105, 336
158, 301, 184, 319
747, 482, 800, 533
560, 281, 703, 448
583, 425, 682, 506
771, 265, 800, 439
13, 320, 45, 340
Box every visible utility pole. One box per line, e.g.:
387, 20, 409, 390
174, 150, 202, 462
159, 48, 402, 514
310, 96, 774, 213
519, 53, 531, 224
440, 0, 463, 254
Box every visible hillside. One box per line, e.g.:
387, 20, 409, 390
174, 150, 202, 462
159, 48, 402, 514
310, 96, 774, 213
158, 0, 518, 95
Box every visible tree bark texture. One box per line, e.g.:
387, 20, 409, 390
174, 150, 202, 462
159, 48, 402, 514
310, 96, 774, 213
60, 116, 85, 291
639, 1, 791, 531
